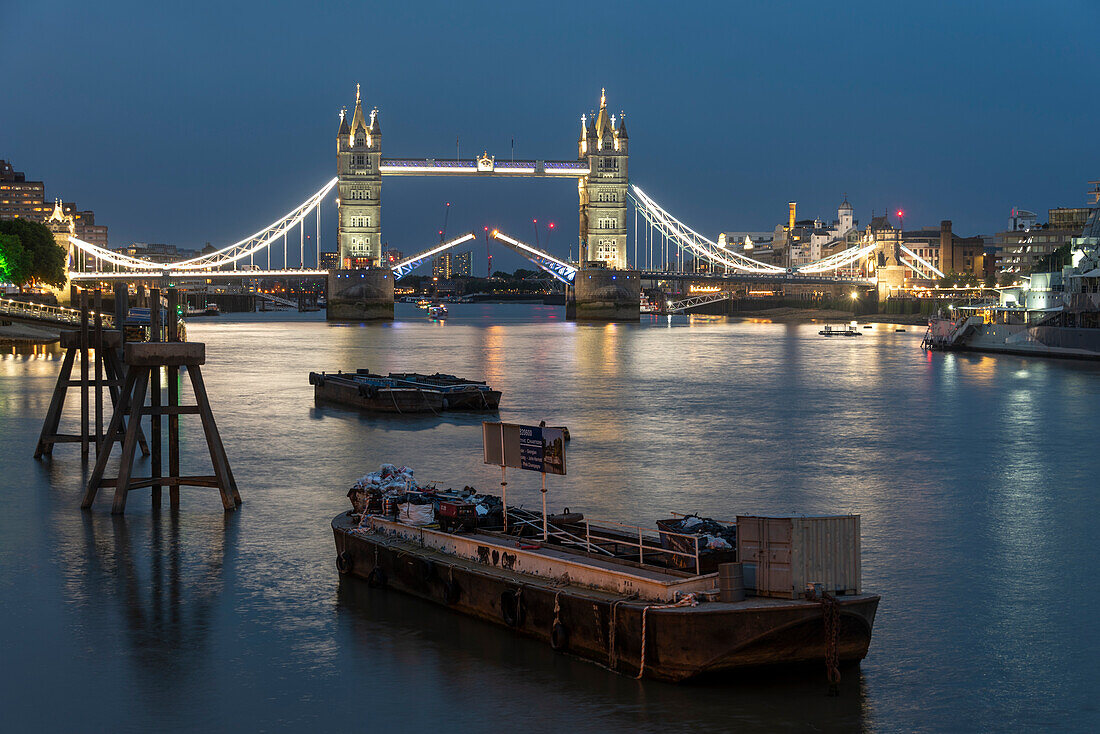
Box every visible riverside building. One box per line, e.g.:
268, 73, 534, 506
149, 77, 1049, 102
0, 159, 108, 247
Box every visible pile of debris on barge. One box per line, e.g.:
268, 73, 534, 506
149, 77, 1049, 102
333, 462, 879, 683
309, 369, 501, 413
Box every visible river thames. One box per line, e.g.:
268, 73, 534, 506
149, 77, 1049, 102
1, 304, 1097, 732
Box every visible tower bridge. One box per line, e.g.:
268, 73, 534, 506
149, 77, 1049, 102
64, 86, 886, 321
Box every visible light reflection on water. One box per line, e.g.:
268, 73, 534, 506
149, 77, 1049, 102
1, 303, 1098, 732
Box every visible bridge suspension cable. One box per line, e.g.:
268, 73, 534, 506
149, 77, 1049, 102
169, 177, 336, 270
67, 177, 337, 274
795, 242, 879, 274
628, 185, 785, 274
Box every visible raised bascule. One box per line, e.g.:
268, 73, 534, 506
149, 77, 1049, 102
64, 86, 881, 322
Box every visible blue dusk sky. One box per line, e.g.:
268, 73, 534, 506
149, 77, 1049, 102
2, 0, 1098, 269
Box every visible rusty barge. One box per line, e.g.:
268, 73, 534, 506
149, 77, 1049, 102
310, 370, 501, 413
332, 503, 879, 682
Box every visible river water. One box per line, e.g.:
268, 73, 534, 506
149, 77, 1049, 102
1, 304, 1097, 732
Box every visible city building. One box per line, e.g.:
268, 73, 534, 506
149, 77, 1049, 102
0, 159, 108, 247
767, 198, 859, 269
319, 251, 340, 270
997, 206, 1091, 275
1049, 207, 1092, 231
1008, 208, 1038, 231
381, 247, 404, 268
433, 250, 471, 279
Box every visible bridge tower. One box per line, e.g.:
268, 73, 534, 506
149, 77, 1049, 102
329, 84, 393, 321
578, 89, 629, 269
337, 84, 382, 267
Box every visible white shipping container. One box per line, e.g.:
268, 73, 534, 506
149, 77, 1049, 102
736, 515, 861, 599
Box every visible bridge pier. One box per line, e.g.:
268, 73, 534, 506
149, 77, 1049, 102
567, 268, 640, 321
326, 267, 394, 321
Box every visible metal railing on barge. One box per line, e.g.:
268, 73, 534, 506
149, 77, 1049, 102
505, 507, 706, 576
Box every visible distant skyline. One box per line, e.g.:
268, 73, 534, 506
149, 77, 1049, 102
3, 0, 1098, 268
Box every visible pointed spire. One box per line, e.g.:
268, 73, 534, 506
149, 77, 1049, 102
338, 106, 350, 136
595, 87, 611, 139
349, 83, 368, 137
369, 107, 381, 134
617, 111, 628, 139
579, 114, 588, 141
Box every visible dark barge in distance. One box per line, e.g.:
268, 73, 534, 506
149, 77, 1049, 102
332, 503, 879, 682
309, 370, 501, 413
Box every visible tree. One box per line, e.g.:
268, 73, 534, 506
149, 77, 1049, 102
1030, 243, 1072, 274
0, 219, 67, 286
0, 232, 32, 285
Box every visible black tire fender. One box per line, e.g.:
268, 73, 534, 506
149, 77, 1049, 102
550, 621, 569, 651
336, 551, 351, 575
500, 589, 524, 627
443, 579, 461, 605
367, 566, 386, 588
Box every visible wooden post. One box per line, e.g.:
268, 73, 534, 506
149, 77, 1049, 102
150, 288, 161, 507
167, 288, 180, 509
79, 290, 90, 460
111, 368, 150, 515
94, 289, 104, 455
82, 341, 239, 514
33, 348, 76, 458
187, 365, 238, 510
103, 344, 149, 456
113, 282, 127, 342
81, 366, 137, 508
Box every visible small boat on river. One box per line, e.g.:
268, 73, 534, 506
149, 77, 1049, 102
310, 369, 501, 413
333, 466, 879, 682
428, 304, 448, 319
819, 323, 862, 337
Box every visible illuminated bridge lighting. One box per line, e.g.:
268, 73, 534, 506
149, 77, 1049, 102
490, 230, 576, 284
390, 232, 478, 280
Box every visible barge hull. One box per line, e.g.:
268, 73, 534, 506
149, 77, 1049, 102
333, 513, 878, 682
312, 375, 444, 413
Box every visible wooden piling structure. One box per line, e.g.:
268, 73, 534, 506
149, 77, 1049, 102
34, 287, 149, 459
81, 341, 241, 515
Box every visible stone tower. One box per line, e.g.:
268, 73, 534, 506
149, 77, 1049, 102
578, 89, 629, 268
838, 196, 854, 234
337, 84, 382, 267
